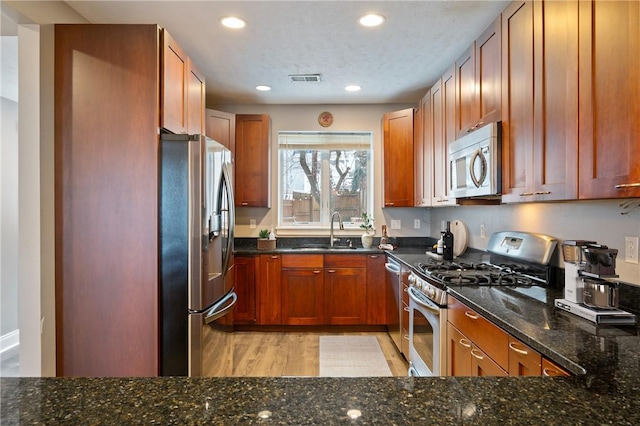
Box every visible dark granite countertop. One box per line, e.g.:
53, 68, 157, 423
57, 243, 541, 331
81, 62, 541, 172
4, 241, 639, 424
2, 375, 639, 425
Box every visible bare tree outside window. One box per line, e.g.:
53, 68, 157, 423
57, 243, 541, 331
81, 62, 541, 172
279, 132, 372, 227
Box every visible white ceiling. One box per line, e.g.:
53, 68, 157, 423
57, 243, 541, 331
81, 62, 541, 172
64, 1, 508, 105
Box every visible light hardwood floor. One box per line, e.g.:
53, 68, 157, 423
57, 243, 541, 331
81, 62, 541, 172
206, 331, 409, 377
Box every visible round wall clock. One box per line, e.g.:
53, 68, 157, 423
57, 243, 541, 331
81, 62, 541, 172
318, 111, 333, 127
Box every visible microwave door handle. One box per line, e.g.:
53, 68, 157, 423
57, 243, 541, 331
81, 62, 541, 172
469, 148, 487, 188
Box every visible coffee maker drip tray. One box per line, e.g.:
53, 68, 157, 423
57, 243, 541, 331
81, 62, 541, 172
554, 299, 637, 325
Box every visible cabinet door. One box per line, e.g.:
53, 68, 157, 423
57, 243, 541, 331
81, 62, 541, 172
431, 67, 457, 206
382, 108, 414, 207
501, 1, 535, 203
415, 91, 433, 206
257, 254, 281, 325
186, 58, 205, 135
235, 114, 271, 207
366, 254, 387, 325
206, 109, 236, 153
233, 256, 256, 324
502, 1, 579, 203
508, 338, 541, 376
161, 29, 187, 134
455, 44, 476, 139
578, 0, 640, 199
282, 268, 324, 325
471, 347, 508, 377
447, 322, 472, 376
475, 16, 502, 130
325, 267, 367, 325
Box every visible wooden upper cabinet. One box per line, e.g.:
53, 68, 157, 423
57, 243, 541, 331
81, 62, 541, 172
161, 30, 187, 134
235, 114, 271, 207
186, 58, 205, 135
382, 108, 414, 207
415, 92, 434, 207
206, 108, 236, 154
429, 67, 457, 206
501, 0, 579, 203
578, 0, 640, 199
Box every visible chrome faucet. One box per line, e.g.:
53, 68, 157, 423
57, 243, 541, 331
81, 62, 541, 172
330, 211, 344, 247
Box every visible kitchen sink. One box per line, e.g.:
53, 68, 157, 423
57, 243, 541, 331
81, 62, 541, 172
289, 244, 357, 251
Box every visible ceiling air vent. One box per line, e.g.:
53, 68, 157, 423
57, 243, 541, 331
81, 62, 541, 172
289, 74, 322, 82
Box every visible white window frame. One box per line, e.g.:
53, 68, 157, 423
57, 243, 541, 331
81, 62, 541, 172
277, 131, 374, 231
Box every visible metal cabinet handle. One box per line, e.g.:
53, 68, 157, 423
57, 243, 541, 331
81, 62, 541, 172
385, 202, 395, 206
519, 192, 534, 196
534, 191, 551, 195
459, 339, 472, 348
470, 349, 484, 360
241, 202, 248, 206
369, 255, 380, 259
615, 183, 640, 189
271, 255, 279, 259
464, 311, 478, 320
404, 306, 410, 312
508, 342, 529, 355
327, 269, 336, 273
403, 334, 410, 341
313, 270, 321, 274
542, 368, 556, 377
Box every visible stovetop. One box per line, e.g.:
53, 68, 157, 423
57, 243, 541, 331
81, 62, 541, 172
415, 260, 547, 288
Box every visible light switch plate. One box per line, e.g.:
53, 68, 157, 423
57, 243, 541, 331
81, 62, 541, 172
391, 220, 401, 230
414, 219, 420, 229
250, 219, 256, 229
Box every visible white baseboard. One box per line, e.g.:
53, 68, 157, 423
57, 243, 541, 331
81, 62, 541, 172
0, 330, 20, 354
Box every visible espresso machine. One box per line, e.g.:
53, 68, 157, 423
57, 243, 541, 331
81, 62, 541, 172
555, 240, 636, 325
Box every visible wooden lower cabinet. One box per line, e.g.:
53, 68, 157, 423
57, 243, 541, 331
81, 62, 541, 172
508, 338, 542, 376
257, 254, 282, 325
325, 267, 367, 325
233, 256, 257, 324
447, 295, 570, 378
447, 322, 507, 377
282, 268, 325, 325
366, 254, 387, 324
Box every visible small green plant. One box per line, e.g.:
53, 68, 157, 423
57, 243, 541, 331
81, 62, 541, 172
359, 212, 374, 231
258, 229, 270, 239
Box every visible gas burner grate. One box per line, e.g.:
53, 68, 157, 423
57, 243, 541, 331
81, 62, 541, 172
418, 262, 536, 288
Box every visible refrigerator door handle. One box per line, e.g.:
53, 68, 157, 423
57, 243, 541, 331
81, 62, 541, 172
219, 162, 235, 276
204, 290, 237, 324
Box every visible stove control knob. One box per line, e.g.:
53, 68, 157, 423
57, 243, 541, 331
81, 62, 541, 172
426, 286, 435, 299
408, 275, 416, 284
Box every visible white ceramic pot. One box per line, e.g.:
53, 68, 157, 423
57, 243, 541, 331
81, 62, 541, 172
361, 231, 374, 249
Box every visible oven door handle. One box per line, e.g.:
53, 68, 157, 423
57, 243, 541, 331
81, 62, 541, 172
384, 262, 400, 275
408, 286, 441, 314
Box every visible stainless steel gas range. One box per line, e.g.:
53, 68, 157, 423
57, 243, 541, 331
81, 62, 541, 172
407, 231, 558, 377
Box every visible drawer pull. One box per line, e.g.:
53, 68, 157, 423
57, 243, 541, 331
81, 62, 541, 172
241, 202, 249, 206
519, 192, 534, 196
404, 306, 410, 312
542, 368, 556, 377
615, 183, 640, 189
327, 269, 336, 273
459, 339, 472, 348
534, 191, 551, 195
270, 255, 279, 259
508, 342, 529, 355
470, 349, 484, 360
313, 270, 321, 274
464, 311, 478, 320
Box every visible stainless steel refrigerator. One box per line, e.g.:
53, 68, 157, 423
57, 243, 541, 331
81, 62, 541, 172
160, 133, 236, 376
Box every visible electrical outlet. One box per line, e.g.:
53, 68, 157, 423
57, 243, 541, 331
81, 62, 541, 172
391, 220, 401, 230
250, 219, 256, 229
480, 224, 486, 239
625, 236, 639, 264
414, 219, 420, 229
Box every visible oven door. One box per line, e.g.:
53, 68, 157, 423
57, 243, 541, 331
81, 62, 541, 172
407, 286, 447, 377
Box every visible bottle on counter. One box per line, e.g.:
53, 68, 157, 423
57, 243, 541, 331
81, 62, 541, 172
269, 226, 276, 240
443, 221, 454, 261
437, 235, 444, 255
380, 225, 390, 245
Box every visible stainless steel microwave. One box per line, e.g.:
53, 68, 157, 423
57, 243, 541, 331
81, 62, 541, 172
448, 122, 501, 198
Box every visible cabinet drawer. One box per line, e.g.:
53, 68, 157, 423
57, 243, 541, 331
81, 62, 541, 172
281, 254, 323, 268
325, 254, 366, 268
542, 357, 571, 377
447, 295, 509, 369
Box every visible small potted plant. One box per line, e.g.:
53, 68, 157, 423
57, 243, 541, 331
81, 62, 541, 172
257, 229, 276, 251
359, 212, 375, 249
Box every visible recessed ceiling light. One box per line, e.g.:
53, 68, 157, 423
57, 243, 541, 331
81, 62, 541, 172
359, 14, 385, 27
345, 85, 361, 92
220, 16, 246, 29
256, 85, 271, 91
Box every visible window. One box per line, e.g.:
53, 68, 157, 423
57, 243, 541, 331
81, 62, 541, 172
278, 131, 373, 228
